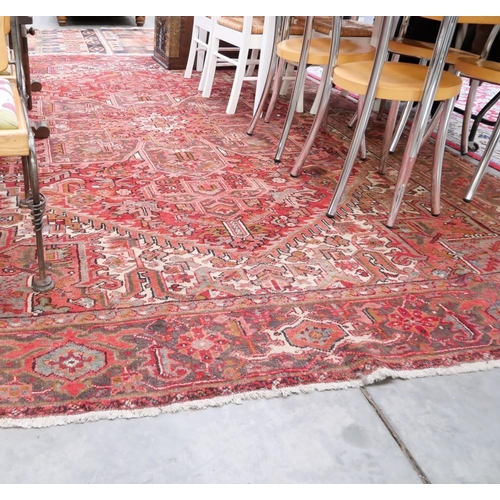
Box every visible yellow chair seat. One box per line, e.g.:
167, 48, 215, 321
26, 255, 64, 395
333, 61, 463, 101
423, 16, 500, 25
277, 36, 375, 67
388, 38, 479, 66
455, 57, 500, 86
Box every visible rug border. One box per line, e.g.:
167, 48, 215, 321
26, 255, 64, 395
1, 359, 499, 429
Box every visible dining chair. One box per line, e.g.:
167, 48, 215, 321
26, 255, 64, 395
184, 16, 215, 89
455, 54, 500, 201
317, 16, 463, 228
200, 16, 268, 114
386, 26, 480, 155
184, 16, 257, 92
247, 17, 375, 166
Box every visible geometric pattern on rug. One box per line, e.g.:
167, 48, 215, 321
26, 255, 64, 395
0, 55, 499, 427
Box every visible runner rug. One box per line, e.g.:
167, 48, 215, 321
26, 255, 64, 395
0, 55, 499, 428
28, 28, 154, 55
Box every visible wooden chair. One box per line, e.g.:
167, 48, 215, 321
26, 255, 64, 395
201, 16, 268, 115
184, 16, 214, 88
184, 16, 258, 93
0, 16, 54, 292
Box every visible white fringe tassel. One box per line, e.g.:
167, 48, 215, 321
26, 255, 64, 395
1, 359, 500, 429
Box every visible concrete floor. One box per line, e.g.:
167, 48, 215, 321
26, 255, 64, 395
1, 16, 500, 484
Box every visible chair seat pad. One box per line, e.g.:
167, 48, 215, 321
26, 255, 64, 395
333, 61, 463, 101
277, 37, 375, 66
455, 57, 500, 86
389, 39, 479, 66
217, 16, 265, 34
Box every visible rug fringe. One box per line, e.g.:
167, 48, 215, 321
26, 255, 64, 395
1, 359, 500, 429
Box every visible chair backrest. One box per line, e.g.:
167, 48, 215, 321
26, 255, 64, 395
1, 16, 9, 72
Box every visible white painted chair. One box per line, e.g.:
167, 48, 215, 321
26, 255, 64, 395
184, 16, 214, 90
201, 16, 267, 114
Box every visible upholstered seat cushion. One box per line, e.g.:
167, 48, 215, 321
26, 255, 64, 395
0, 77, 18, 129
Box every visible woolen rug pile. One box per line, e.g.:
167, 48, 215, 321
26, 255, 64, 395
0, 53, 499, 428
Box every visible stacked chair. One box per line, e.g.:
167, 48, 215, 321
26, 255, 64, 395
250, 16, 465, 227
455, 45, 500, 201
247, 17, 375, 167
0, 16, 53, 291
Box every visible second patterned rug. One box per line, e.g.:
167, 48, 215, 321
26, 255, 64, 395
28, 28, 154, 56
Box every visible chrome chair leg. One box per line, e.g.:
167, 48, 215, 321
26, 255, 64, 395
264, 57, 287, 123
430, 97, 456, 215
247, 16, 286, 135
289, 17, 343, 177
386, 16, 458, 228
326, 16, 394, 218
389, 100, 413, 153
379, 100, 401, 173
464, 117, 500, 202
460, 79, 479, 155
274, 16, 314, 163
358, 95, 367, 160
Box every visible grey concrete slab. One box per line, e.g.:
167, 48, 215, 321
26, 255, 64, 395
0, 388, 420, 484
366, 368, 500, 483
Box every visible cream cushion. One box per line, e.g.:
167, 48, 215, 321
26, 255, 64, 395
0, 77, 17, 129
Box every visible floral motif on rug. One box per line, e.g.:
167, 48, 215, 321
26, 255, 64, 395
0, 55, 499, 426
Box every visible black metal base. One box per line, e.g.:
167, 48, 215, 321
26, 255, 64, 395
32, 275, 55, 293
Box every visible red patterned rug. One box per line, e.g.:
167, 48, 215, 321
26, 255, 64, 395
1, 55, 499, 428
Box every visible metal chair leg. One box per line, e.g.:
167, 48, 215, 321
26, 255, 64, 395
389, 100, 413, 153
18, 155, 31, 208
27, 147, 54, 292
379, 100, 401, 174
386, 17, 458, 228
326, 16, 394, 218
358, 95, 367, 160
264, 57, 286, 123
376, 99, 386, 120
461, 79, 479, 155
430, 97, 456, 215
464, 116, 500, 202
289, 17, 343, 177
274, 17, 314, 163
246, 16, 286, 135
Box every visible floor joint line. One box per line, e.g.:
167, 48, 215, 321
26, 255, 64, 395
360, 386, 431, 484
